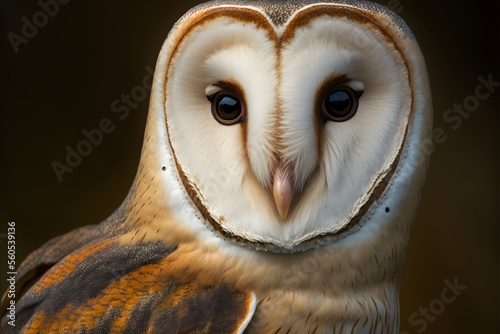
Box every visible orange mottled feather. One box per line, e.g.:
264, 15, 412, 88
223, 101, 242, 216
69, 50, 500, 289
1, 233, 255, 333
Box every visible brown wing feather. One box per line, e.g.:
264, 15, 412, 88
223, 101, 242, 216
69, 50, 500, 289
0, 195, 136, 317
1, 234, 256, 333
0, 224, 102, 313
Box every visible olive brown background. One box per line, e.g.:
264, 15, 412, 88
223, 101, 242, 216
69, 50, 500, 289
1, 1, 498, 333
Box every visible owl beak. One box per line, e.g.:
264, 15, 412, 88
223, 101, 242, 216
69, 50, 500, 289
272, 164, 294, 221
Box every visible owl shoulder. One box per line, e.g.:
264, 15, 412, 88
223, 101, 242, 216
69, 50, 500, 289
1, 220, 256, 333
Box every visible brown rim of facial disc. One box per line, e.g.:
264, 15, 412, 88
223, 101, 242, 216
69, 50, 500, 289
163, 5, 414, 253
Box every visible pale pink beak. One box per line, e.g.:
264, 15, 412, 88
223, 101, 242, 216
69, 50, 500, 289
272, 164, 294, 221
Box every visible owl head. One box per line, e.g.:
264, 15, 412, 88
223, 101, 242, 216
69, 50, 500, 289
135, 0, 432, 255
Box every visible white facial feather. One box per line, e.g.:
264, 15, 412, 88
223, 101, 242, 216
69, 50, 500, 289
152, 2, 431, 254
282, 18, 411, 243
165, 17, 281, 240
204, 45, 280, 186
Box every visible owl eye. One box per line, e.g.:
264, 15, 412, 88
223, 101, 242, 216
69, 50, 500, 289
321, 86, 363, 122
207, 91, 245, 125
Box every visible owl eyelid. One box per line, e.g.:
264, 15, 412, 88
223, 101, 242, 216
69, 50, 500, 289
347, 80, 364, 92
206, 91, 218, 102
206, 89, 240, 102
317, 75, 360, 101
354, 89, 364, 99
317, 85, 364, 105
205, 85, 221, 98
206, 80, 245, 99
323, 84, 363, 100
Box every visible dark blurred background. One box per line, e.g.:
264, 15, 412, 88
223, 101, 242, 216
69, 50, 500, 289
0, 1, 498, 333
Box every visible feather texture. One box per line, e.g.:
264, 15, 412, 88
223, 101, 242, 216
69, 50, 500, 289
1, 1, 431, 333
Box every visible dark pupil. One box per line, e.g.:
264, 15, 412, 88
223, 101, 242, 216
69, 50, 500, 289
325, 91, 352, 117
217, 96, 241, 120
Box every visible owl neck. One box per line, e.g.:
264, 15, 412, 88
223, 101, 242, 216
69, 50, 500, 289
247, 282, 400, 333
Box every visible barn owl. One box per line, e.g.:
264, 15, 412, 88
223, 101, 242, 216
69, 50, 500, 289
1, 0, 432, 333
